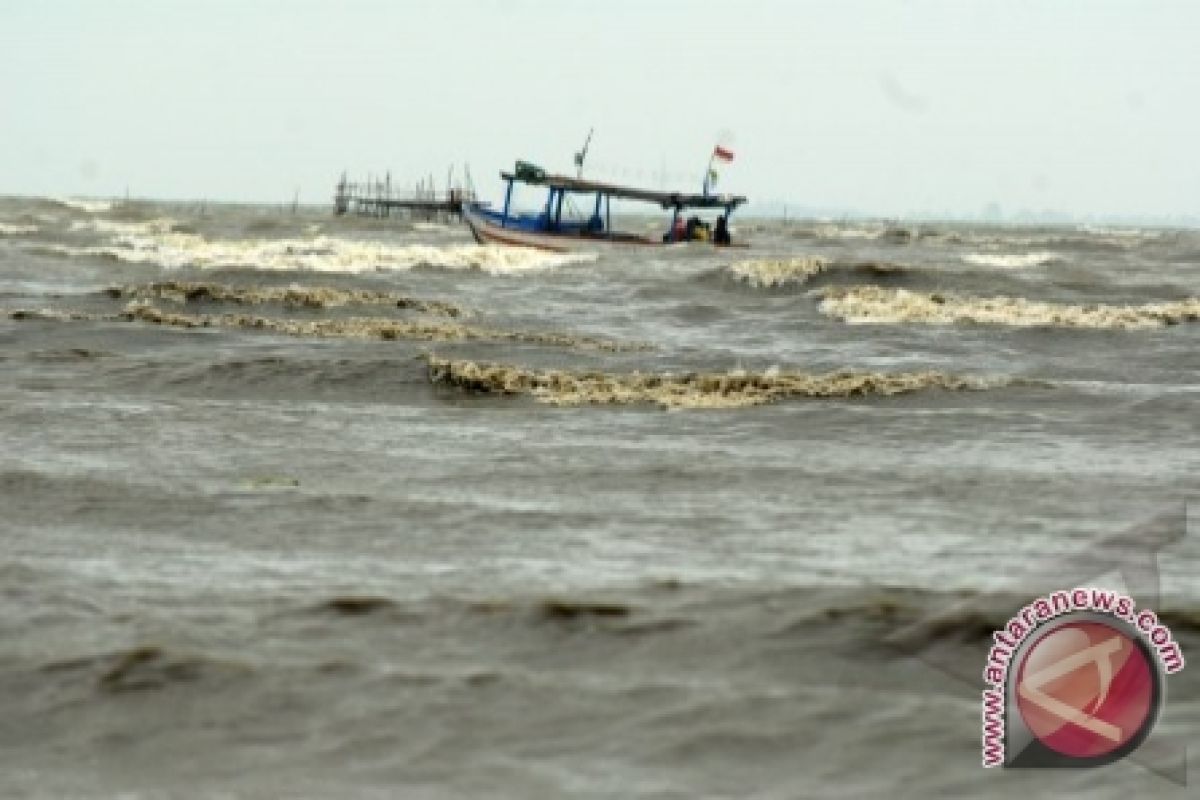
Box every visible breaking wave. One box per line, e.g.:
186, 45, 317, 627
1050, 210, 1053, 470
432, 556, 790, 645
425, 357, 1013, 409
105, 280, 466, 317
961, 251, 1060, 269
0, 223, 39, 236
50, 197, 114, 214
817, 286, 1200, 329
10, 303, 644, 352
727, 257, 829, 288
727, 258, 905, 289
923, 228, 1159, 252
788, 222, 914, 243
62, 220, 594, 275
70, 217, 182, 236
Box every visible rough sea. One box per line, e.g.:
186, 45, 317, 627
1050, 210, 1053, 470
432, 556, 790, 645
1, 196, 1197, 798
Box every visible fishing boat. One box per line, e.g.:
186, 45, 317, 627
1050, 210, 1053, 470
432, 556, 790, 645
463, 160, 748, 253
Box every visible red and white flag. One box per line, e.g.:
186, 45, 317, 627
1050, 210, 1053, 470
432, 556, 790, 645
713, 145, 735, 162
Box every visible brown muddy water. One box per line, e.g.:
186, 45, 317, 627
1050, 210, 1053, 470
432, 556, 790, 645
1, 197, 1198, 798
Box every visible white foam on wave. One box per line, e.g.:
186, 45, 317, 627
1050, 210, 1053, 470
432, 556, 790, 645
0, 223, 39, 236
53, 197, 114, 214
727, 257, 829, 288
71, 218, 180, 236
425, 356, 1011, 409
962, 251, 1060, 269
818, 286, 1200, 330
1077, 224, 1161, 240
66, 219, 593, 276
814, 223, 885, 240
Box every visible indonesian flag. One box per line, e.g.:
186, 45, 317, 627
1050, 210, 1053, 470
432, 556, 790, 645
713, 145, 734, 162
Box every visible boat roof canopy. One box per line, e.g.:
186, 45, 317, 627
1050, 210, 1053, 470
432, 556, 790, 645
500, 171, 746, 211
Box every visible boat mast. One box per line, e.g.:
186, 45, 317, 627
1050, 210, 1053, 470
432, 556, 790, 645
574, 128, 594, 178
501, 177, 515, 228
702, 150, 716, 197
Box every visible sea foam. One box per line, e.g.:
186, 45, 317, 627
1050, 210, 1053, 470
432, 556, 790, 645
961, 251, 1060, 269
425, 356, 1012, 410
818, 286, 1200, 330
84, 226, 592, 275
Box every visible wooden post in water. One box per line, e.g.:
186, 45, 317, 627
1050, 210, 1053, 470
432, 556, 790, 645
330, 165, 469, 221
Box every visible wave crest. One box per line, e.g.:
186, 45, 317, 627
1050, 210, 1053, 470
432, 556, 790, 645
962, 252, 1060, 269
11, 303, 644, 352
426, 357, 1011, 409
71, 217, 182, 236
818, 286, 1200, 329
50, 197, 114, 214
727, 257, 830, 288
119, 303, 639, 350
727, 258, 906, 289
0, 223, 39, 236
65, 220, 594, 275
106, 280, 466, 317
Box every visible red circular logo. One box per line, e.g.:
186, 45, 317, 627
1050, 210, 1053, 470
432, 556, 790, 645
1015, 619, 1156, 760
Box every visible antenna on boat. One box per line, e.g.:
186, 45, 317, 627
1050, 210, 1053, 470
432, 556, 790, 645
574, 128, 594, 178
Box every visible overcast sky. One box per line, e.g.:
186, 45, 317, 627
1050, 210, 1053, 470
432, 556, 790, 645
3, 1, 1198, 219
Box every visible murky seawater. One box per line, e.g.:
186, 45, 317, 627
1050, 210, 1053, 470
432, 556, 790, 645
1, 197, 1197, 798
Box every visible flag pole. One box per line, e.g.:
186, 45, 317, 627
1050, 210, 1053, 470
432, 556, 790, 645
702, 150, 716, 196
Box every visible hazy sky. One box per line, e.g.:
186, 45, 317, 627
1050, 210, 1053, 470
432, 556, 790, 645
4, 1, 1198, 219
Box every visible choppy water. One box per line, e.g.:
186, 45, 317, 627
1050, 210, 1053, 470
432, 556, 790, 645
1, 197, 1198, 798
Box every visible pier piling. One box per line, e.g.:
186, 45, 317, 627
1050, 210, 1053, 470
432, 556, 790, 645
333, 170, 474, 221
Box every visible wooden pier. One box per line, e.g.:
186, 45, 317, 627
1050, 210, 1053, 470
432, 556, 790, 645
333, 171, 474, 221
